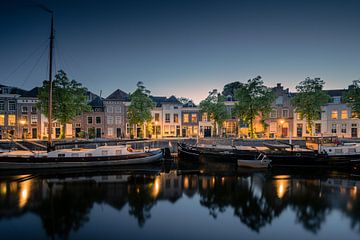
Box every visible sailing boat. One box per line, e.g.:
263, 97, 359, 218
0, 11, 164, 169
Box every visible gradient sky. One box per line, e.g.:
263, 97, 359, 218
1, 0, 360, 103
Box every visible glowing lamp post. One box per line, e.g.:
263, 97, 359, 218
155, 121, 158, 139
19, 119, 26, 139
279, 119, 285, 138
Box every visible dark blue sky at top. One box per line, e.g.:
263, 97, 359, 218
1, 0, 360, 103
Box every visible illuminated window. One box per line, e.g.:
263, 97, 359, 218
107, 127, 113, 136
202, 113, 208, 122
155, 113, 160, 121
341, 110, 348, 119
183, 113, 189, 123
331, 110, 338, 119
31, 115, 37, 124
0, 114, 4, 126
191, 114, 197, 123
8, 115, 16, 126
174, 114, 179, 123
170, 125, 175, 135
351, 111, 358, 119
296, 113, 302, 120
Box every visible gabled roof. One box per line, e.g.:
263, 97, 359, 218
150, 96, 167, 107
106, 89, 129, 101
89, 96, 104, 108
182, 100, 197, 108
164, 95, 182, 104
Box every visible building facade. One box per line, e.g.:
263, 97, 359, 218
266, 83, 294, 138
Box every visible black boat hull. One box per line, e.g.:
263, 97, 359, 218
266, 151, 360, 168
177, 143, 258, 162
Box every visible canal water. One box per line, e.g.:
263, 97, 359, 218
0, 161, 359, 240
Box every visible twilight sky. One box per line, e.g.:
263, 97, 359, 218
1, 0, 360, 103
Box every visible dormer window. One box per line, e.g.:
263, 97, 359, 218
332, 96, 341, 104
227, 95, 232, 101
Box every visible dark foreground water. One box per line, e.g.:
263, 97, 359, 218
0, 161, 360, 240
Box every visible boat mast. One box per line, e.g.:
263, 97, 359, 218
47, 13, 54, 151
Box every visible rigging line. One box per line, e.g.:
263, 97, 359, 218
54, 39, 66, 72
2, 38, 49, 85
19, 44, 49, 88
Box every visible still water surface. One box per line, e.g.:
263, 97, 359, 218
0, 161, 359, 240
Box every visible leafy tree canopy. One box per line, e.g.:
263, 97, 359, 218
233, 76, 275, 138
291, 77, 330, 135
344, 80, 360, 117
128, 82, 155, 137
222, 81, 243, 98
199, 89, 228, 136
37, 70, 91, 138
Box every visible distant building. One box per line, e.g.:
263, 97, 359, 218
104, 89, 129, 138
150, 96, 182, 138
293, 89, 360, 138
266, 83, 294, 138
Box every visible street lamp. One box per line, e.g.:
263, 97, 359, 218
19, 119, 26, 139
155, 121, 158, 139
279, 119, 285, 138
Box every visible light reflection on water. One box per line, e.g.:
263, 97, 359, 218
0, 162, 359, 239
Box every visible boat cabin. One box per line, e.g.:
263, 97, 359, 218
306, 136, 360, 155
305, 136, 340, 151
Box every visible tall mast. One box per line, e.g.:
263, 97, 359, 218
48, 14, 54, 149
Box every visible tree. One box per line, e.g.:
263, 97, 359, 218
128, 82, 155, 138
233, 76, 275, 138
37, 70, 91, 138
222, 81, 243, 98
199, 89, 228, 136
344, 80, 360, 117
291, 77, 330, 135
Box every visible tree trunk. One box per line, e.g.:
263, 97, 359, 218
306, 118, 313, 136
249, 117, 255, 138
60, 123, 66, 139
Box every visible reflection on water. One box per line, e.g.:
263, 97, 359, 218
0, 163, 360, 239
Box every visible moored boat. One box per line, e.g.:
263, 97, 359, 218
0, 145, 164, 169
265, 137, 360, 168
177, 142, 261, 162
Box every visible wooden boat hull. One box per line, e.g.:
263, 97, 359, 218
0, 150, 163, 169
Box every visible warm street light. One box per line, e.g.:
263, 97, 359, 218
279, 119, 285, 138
155, 121, 158, 139
20, 119, 26, 125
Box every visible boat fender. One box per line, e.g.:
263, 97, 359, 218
296, 153, 301, 157
127, 147, 133, 152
